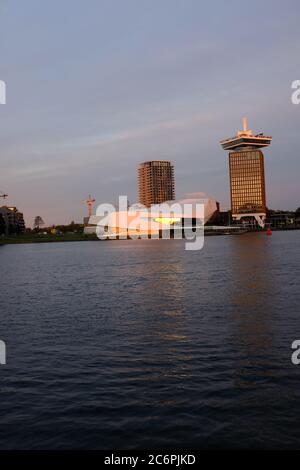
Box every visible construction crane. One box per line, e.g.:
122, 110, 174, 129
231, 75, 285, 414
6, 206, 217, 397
84, 195, 95, 218
0, 191, 8, 200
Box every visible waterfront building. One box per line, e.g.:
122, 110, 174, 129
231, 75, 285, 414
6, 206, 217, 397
0, 206, 25, 235
86, 195, 219, 237
220, 117, 272, 227
138, 161, 175, 207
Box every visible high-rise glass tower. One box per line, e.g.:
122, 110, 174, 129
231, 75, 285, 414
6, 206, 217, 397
138, 161, 175, 207
220, 118, 272, 227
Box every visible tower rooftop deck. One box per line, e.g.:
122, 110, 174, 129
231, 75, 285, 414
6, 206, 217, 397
220, 117, 272, 151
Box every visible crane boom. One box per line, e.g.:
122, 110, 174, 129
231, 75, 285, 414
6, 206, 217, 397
0, 191, 8, 200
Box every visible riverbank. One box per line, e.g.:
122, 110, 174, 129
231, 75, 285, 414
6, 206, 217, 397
1, 226, 299, 245
0, 233, 98, 244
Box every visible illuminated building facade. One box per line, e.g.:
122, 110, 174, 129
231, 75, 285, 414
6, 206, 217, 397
220, 117, 272, 227
138, 161, 175, 207
86, 196, 218, 237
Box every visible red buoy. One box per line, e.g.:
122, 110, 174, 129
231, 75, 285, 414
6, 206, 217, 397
266, 227, 272, 236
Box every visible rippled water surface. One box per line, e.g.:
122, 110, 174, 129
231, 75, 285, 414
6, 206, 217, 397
0, 231, 300, 449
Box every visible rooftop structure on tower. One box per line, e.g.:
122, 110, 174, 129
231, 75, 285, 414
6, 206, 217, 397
220, 117, 272, 151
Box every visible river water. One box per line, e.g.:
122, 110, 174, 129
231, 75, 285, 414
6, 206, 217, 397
0, 231, 299, 449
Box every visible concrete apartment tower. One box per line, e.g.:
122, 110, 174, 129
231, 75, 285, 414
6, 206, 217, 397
220, 117, 272, 227
138, 161, 175, 207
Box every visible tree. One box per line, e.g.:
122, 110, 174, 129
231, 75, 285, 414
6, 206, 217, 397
34, 216, 45, 230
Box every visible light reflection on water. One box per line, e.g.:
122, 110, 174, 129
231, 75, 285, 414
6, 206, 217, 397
226, 234, 277, 389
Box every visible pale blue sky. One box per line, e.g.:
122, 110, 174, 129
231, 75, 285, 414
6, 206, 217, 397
1, 0, 300, 225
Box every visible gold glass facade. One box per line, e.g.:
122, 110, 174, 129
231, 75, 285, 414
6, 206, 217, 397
229, 150, 266, 215
138, 161, 175, 207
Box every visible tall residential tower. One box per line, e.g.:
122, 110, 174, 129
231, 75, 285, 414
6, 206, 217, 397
220, 117, 272, 227
138, 161, 175, 207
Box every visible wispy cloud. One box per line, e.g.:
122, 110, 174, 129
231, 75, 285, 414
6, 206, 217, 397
63, 113, 212, 149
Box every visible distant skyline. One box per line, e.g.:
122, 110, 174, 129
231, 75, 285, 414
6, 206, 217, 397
1, 0, 300, 226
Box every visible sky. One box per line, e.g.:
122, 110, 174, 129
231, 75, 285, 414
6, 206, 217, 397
0, 0, 300, 226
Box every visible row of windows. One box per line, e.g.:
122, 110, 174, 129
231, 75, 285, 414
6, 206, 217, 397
233, 201, 263, 206
231, 174, 262, 179
232, 195, 263, 200
232, 195, 264, 201
231, 173, 262, 178
231, 179, 263, 184
230, 152, 262, 158
232, 192, 263, 197
232, 190, 263, 194
231, 172, 261, 178
230, 158, 261, 163
232, 161, 261, 164
230, 152, 261, 157
231, 184, 263, 189
233, 195, 263, 200
231, 183, 263, 187
231, 168, 262, 173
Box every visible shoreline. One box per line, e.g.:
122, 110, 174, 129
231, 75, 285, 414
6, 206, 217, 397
1, 227, 299, 245
0, 234, 99, 245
